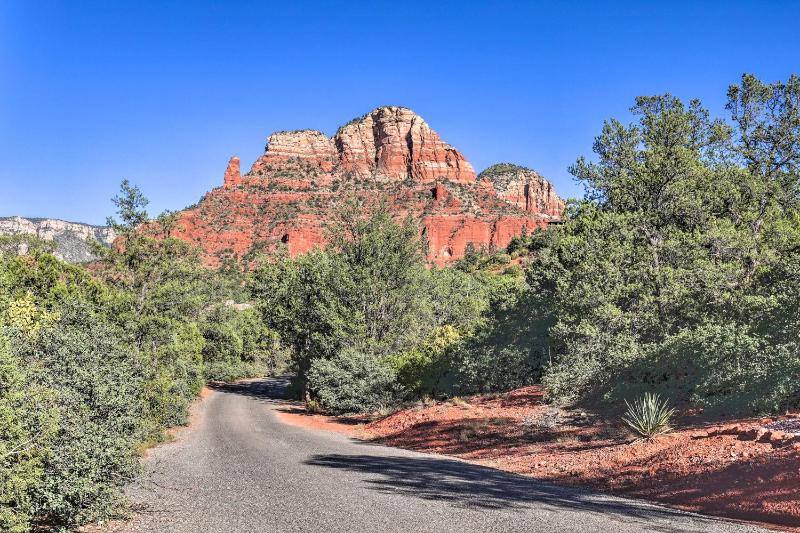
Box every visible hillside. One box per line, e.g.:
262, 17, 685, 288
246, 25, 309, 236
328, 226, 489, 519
171, 106, 564, 266
0, 216, 116, 263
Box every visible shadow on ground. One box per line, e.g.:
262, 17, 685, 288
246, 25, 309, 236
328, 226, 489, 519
212, 378, 774, 530
209, 376, 292, 403
302, 452, 730, 531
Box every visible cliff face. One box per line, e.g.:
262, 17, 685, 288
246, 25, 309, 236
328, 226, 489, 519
334, 106, 475, 183
0, 216, 116, 263
479, 164, 565, 217
171, 106, 563, 266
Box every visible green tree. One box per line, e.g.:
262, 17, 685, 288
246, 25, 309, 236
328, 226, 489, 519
95, 182, 208, 428
529, 74, 800, 414
23, 303, 146, 527
0, 247, 147, 530
251, 199, 489, 411
0, 333, 57, 533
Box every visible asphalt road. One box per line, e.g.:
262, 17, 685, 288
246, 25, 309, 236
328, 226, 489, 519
113, 377, 765, 533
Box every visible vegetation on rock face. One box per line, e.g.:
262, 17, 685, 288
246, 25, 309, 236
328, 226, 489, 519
478, 163, 542, 192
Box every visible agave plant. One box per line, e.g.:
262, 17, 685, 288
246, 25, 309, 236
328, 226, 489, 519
622, 392, 676, 439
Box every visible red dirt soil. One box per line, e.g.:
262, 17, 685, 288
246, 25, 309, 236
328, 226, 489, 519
275, 405, 370, 439
279, 386, 800, 531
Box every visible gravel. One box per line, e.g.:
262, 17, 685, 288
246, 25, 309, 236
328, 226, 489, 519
765, 418, 800, 435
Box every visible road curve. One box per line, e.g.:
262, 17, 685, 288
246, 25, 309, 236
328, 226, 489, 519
113, 377, 764, 533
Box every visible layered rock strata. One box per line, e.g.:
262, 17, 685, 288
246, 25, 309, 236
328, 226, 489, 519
171, 106, 564, 266
0, 216, 116, 263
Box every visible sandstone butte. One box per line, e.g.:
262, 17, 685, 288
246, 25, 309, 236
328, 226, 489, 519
171, 106, 565, 267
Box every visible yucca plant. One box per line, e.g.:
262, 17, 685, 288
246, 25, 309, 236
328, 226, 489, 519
622, 392, 676, 439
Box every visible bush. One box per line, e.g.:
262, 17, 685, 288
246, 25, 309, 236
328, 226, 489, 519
509, 248, 528, 260
21, 302, 147, 528
448, 267, 551, 395
0, 249, 154, 531
451, 344, 543, 395
659, 323, 800, 416
622, 393, 675, 439
201, 305, 282, 382
0, 334, 57, 533
308, 348, 403, 415
144, 321, 205, 428
391, 325, 460, 397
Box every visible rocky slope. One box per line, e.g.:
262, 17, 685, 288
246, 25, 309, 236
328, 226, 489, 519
172, 106, 565, 266
0, 216, 116, 263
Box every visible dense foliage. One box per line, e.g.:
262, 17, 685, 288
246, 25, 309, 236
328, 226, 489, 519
252, 201, 487, 412
3, 73, 798, 531
528, 74, 800, 415
0, 183, 280, 531
250, 201, 544, 413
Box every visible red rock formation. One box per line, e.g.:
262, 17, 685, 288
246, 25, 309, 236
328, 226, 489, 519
250, 130, 337, 175
223, 156, 241, 187
334, 106, 475, 183
170, 107, 563, 267
479, 164, 565, 217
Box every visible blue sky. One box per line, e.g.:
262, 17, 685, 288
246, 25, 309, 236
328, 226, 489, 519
1, 1, 799, 225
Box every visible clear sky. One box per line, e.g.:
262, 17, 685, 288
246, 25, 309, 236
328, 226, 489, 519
1, 1, 799, 225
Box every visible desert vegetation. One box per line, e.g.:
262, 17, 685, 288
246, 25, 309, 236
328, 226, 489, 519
254, 74, 800, 419
530, 74, 800, 416
1, 73, 798, 531
0, 183, 282, 531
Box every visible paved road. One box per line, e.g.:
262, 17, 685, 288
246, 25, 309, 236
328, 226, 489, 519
114, 377, 764, 533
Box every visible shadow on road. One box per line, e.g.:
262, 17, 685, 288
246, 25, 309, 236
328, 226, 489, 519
210, 378, 745, 531
303, 453, 728, 530
209, 376, 292, 402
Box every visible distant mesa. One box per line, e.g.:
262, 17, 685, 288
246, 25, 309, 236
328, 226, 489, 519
0, 216, 116, 263
171, 106, 565, 266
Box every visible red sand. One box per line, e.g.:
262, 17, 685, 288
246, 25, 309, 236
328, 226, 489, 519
279, 387, 800, 531
275, 405, 369, 438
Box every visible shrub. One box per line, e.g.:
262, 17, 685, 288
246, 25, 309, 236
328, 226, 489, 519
665, 323, 800, 416
201, 305, 283, 382
147, 321, 205, 427
391, 325, 460, 397
21, 302, 147, 528
0, 334, 58, 533
448, 269, 550, 396
509, 248, 528, 260
488, 253, 511, 266
308, 348, 403, 415
622, 393, 675, 439
451, 344, 543, 395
